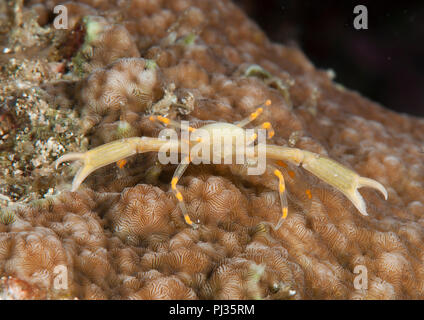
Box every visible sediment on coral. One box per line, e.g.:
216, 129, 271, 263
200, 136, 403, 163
0, 0, 423, 300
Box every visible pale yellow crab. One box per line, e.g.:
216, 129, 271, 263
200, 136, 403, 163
56, 100, 388, 230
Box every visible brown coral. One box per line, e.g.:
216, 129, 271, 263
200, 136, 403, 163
105, 184, 175, 246
78, 57, 163, 141
1, 0, 423, 300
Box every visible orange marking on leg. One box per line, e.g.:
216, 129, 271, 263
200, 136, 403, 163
116, 159, 127, 168
288, 170, 295, 178
261, 122, 275, 139
273, 169, 283, 178
305, 189, 312, 199
273, 167, 288, 229
276, 160, 287, 168
274, 169, 286, 192
171, 177, 178, 189
157, 116, 170, 125
265, 99, 271, 106
184, 214, 193, 225
262, 122, 271, 129
282, 207, 288, 219
249, 107, 263, 120
250, 133, 258, 142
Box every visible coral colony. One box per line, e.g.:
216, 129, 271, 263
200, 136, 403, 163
0, 0, 423, 300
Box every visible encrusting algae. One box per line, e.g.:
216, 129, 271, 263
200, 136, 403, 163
0, 0, 423, 300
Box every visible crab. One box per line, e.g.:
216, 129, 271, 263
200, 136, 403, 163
56, 100, 388, 230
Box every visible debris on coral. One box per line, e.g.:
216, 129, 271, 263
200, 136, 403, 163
0, 0, 423, 300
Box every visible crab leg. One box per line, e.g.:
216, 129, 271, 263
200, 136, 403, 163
272, 168, 289, 230
265, 145, 388, 216
149, 115, 197, 132
236, 99, 271, 128
170, 155, 199, 229
56, 137, 172, 191
255, 121, 275, 139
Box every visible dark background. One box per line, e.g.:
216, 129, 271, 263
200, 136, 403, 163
234, 0, 424, 117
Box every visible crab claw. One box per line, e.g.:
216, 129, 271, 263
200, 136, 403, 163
266, 146, 389, 217
351, 177, 388, 215
299, 151, 388, 216
55, 137, 170, 191
55, 138, 143, 191
55, 152, 94, 192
